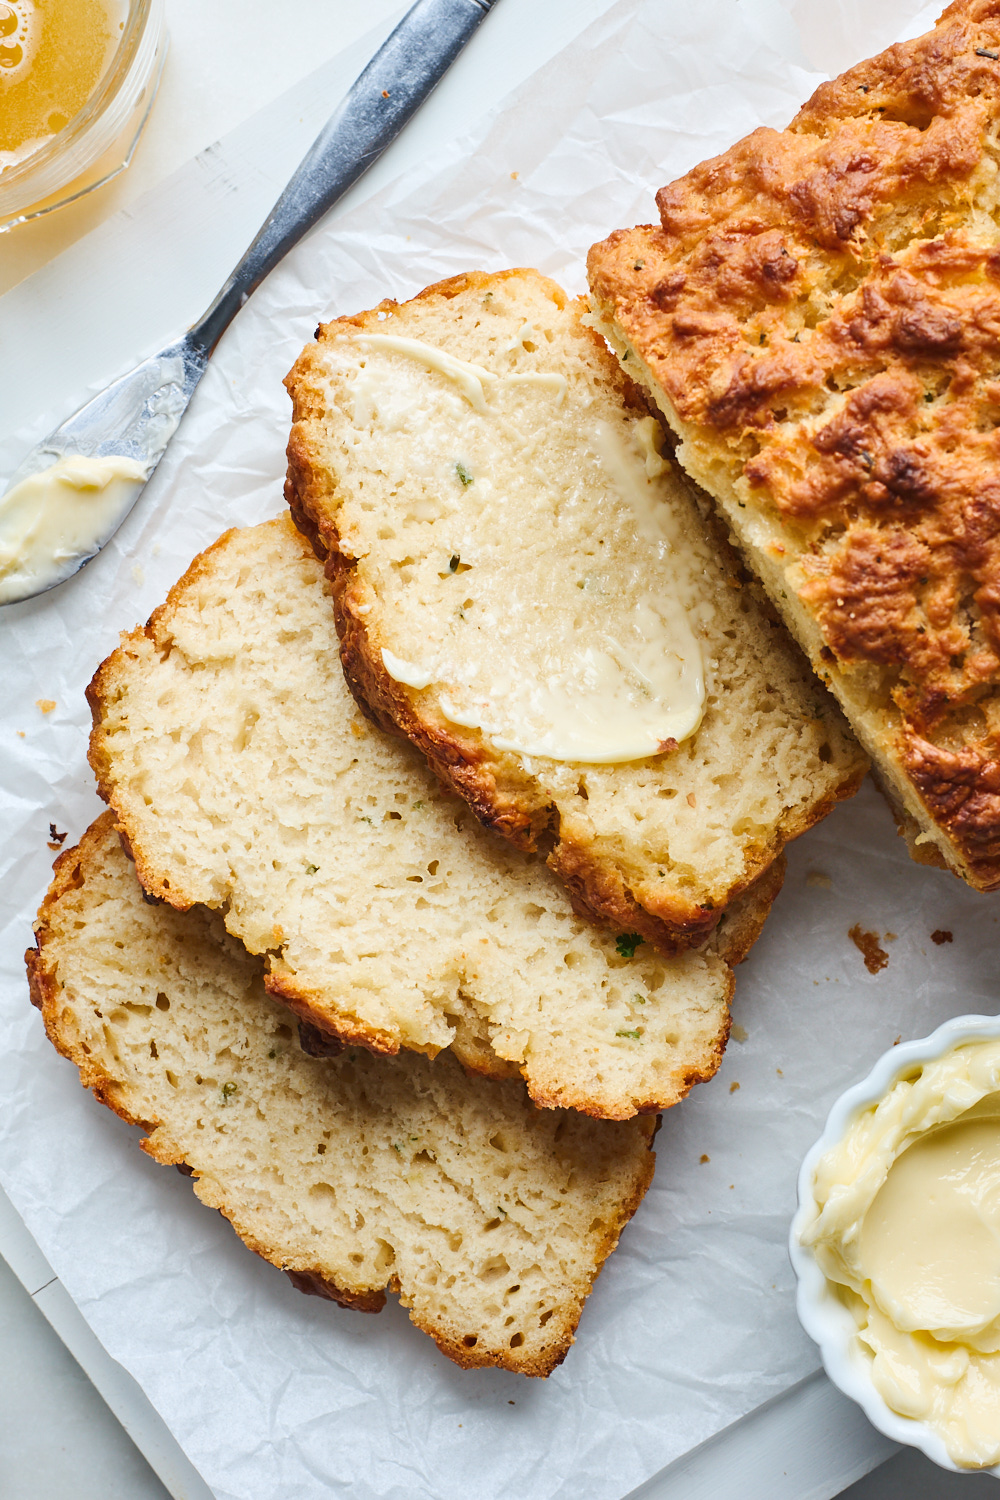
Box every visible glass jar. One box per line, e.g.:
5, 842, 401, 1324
0, 0, 166, 232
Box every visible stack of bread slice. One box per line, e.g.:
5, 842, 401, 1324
30, 814, 655, 1376
587, 0, 1000, 892
88, 515, 782, 1123
32, 270, 865, 1375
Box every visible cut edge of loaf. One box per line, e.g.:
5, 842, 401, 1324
283, 267, 864, 956
587, 272, 956, 886
27, 812, 657, 1377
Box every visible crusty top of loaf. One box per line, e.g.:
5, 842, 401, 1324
284, 268, 863, 950
88, 514, 755, 1122
28, 813, 655, 1377
588, 0, 1000, 888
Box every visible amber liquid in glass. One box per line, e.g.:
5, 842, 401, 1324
0, 0, 119, 172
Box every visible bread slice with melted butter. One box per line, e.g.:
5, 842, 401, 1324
28, 813, 656, 1377
88, 515, 779, 1121
284, 269, 865, 955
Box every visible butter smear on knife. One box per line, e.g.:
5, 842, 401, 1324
0, 454, 147, 603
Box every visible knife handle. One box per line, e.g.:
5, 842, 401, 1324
190, 0, 497, 356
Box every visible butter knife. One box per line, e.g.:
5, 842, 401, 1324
0, 0, 499, 605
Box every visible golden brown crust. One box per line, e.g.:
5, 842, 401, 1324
282, 1268, 387, 1315
262, 973, 403, 1058
27, 815, 148, 1125
588, 0, 1000, 889
713, 852, 786, 966
87, 528, 251, 910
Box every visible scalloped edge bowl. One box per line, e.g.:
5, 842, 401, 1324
789, 1012, 1000, 1479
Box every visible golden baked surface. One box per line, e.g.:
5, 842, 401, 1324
28, 814, 655, 1377
588, 0, 1000, 889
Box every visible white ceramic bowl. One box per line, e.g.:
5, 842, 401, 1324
789, 1013, 1000, 1478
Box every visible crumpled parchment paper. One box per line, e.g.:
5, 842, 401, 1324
1, 1, 986, 1497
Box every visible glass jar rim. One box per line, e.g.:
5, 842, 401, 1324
0, 0, 154, 194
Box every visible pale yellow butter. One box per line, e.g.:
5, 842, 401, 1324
328, 334, 704, 766
355, 334, 568, 411
0, 453, 147, 603
802, 1040, 1000, 1468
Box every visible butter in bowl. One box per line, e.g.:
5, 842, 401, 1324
791, 1016, 1000, 1474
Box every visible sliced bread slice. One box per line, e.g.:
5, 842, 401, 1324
88, 515, 776, 1121
28, 813, 655, 1376
587, 4, 1000, 890
283, 268, 864, 953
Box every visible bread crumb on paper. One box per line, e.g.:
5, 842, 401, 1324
849, 924, 889, 975
729, 1081, 740, 1093
36, 699, 55, 714
699, 1154, 710, 1164
931, 929, 954, 945
731, 1024, 748, 1043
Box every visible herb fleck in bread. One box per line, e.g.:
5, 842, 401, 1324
588, 0, 1000, 890
28, 814, 655, 1376
283, 268, 864, 953
88, 515, 775, 1121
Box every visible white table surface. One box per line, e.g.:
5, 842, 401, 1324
0, 2, 983, 1496
0, 1187, 982, 1500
